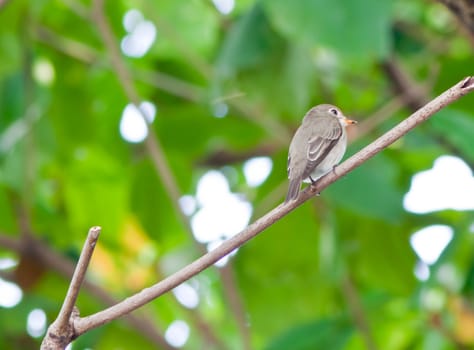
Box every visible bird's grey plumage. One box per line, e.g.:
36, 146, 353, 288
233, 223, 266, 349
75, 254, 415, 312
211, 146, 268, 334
285, 104, 353, 202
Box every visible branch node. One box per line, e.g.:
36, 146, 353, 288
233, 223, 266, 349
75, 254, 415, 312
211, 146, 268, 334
41, 227, 101, 349
460, 76, 474, 89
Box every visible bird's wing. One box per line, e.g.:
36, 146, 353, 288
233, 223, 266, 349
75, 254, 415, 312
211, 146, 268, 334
303, 117, 342, 178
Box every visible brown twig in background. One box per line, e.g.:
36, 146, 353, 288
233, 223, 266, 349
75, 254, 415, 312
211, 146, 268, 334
342, 276, 378, 350
56, 76, 474, 342
0, 234, 22, 251
382, 58, 474, 169
33, 26, 99, 64
134, 69, 206, 102
90, 1, 246, 347
220, 264, 252, 350
353, 96, 406, 139
33, 24, 209, 104
0, 0, 11, 10
381, 58, 430, 109
145, 4, 292, 143
198, 143, 276, 167
61, 0, 89, 18
41, 227, 101, 350
439, 0, 474, 45
90, 0, 189, 235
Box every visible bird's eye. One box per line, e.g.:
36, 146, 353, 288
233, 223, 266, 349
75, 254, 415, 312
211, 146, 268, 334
329, 108, 338, 116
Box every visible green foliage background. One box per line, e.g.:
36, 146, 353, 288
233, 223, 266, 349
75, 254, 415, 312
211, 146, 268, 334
1, 0, 474, 349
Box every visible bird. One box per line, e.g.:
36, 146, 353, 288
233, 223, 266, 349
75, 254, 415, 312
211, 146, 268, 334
285, 104, 357, 203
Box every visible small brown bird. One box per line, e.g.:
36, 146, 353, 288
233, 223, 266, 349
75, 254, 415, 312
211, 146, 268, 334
285, 104, 357, 202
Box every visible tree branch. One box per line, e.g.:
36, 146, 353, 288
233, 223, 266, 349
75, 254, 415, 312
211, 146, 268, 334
90, 0, 190, 236
41, 227, 101, 350
90, 1, 251, 346
381, 58, 430, 110
0, 231, 173, 349
66, 76, 474, 337
438, 0, 474, 46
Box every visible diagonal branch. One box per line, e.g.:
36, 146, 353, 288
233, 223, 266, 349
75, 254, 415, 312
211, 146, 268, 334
53, 227, 101, 330
67, 76, 474, 337
41, 226, 101, 350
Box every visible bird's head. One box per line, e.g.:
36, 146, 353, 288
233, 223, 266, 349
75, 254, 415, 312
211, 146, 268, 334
306, 104, 357, 127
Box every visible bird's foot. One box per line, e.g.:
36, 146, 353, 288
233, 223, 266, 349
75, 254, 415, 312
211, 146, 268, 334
310, 187, 321, 196
309, 177, 321, 196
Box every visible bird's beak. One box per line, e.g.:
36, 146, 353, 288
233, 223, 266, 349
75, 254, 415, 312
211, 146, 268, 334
343, 116, 357, 125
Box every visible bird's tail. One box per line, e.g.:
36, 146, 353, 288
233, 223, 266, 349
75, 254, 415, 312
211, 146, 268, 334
285, 178, 301, 203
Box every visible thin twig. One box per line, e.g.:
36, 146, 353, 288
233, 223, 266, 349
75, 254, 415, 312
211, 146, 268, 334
0, 0, 11, 10
220, 264, 251, 350
354, 96, 406, 139
54, 227, 101, 329
146, 3, 291, 143
134, 69, 206, 102
68, 76, 474, 337
342, 276, 378, 350
91, 0, 187, 231
0, 234, 22, 251
382, 58, 474, 169
33, 24, 208, 104
33, 25, 99, 64
381, 58, 430, 110
41, 226, 101, 350
438, 0, 474, 46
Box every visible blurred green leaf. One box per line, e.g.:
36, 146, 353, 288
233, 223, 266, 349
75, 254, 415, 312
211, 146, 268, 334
262, 0, 393, 58
326, 153, 404, 222
430, 108, 474, 161
217, 4, 283, 76
147, 1, 219, 60
265, 318, 352, 350
63, 145, 129, 241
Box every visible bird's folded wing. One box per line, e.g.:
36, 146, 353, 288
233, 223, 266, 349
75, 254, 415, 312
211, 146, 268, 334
304, 118, 342, 177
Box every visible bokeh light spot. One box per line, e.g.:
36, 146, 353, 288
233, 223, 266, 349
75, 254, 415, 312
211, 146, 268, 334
212, 0, 235, 15
121, 9, 157, 58
243, 157, 273, 187
172, 282, 199, 309
119, 102, 156, 143
410, 225, 453, 265
33, 58, 55, 86
0, 278, 22, 308
165, 320, 190, 348
27, 309, 47, 338
404, 155, 474, 213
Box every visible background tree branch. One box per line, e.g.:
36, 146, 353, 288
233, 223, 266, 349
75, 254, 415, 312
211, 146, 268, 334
90, 1, 251, 347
